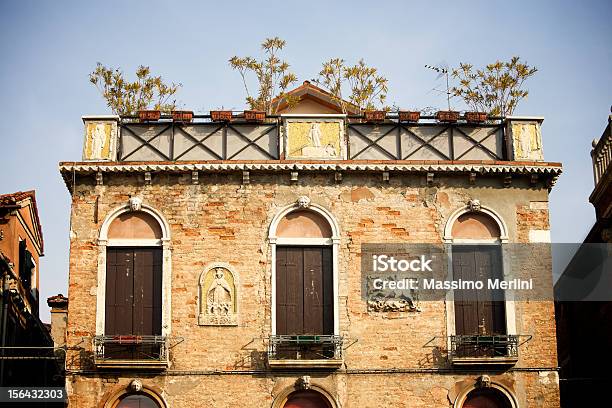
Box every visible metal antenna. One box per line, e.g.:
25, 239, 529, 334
425, 64, 451, 111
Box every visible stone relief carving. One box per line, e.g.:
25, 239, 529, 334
367, 297, 419, 313
467, 199, 481, 212
129, 379, 143, 392
477, 375, 492, 388
296, 376, 311, 390
128, 197, 143, 212
509, 121, 543, 161
198, 263, 238, 326
297, 196, 311, 209
83, 120, 117, 161
285, 120, 343, 159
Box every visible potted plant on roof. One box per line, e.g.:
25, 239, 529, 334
138, 110, 161, 122
436, 110, 460, 123
171, 110, 193, 123
398, 110, 421, 123
244, 110, 266, 122
465, 111, 487, 123
210, 109, 233, 122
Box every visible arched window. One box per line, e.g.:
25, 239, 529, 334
444, 203, 516, 363
105, 211, 163, 337
268, 198, 341, 364
275, 209, 333, 335
95, 199, 172, 365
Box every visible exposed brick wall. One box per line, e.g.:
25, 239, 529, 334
65, 172, 559, 407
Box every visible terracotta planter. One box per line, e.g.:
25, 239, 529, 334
465, 112, 487, 123
398, 111, 421, 123
436, 110, 459, 123
364, 110, 386, 122
138, 110, 161, 122
210, 110, 233, 122
172, 110, 193, 123
244, 110, 265, 122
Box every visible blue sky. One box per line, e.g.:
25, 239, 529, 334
1, 0, 610, 321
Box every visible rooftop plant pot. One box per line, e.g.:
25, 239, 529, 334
172, 110, 193, 123
465, 112, 488, 123
138, 110, 161, 122
436, 110, 459, 123
398, 111, 420, 123
364, 110, 386, 122
210, 110, 233, 122
244, 110, 266, 122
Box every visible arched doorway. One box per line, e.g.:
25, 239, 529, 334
462, 388, 512, 408
283, 390, 333, 408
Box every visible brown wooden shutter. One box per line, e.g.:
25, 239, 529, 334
105, 248, 135, 335
276, 246, 333, 336
453, 245, 505, 336
105, 247, 162, 336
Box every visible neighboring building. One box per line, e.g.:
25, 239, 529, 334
60, 83, 563, 407
555, 114, 612, 407
0, 190, 64, 388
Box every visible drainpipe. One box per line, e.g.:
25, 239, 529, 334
0, 271, 9, 386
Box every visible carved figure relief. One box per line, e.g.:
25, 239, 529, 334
198, 263, 238, 326
510, 122, 543, 161
83, 121, 116, 160
285, 120, 343, 159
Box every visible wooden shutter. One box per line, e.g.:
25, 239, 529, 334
276, 246, 333, 336
105, 248, 134, 335
453, 245, 506, 336
105, 247, 162, 336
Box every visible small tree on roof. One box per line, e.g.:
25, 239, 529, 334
451, 56, 537, 116
229, 37, 298, 114
89, 63, 181, 116
314, 58, 389, 114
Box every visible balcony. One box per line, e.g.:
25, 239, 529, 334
93, 335, 168, 369
267, 335, 343, 369
449, 334, 520, 366
590, 115, 612, 221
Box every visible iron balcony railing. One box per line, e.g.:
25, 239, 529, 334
117, 116, 507, 162
93, 335, 168, 364
449, 334, 519, 361
268, 335, 343, 361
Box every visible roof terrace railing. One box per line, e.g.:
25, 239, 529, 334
80, 114, 547, 164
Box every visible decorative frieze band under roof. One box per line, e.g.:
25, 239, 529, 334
59, 160, 562, 191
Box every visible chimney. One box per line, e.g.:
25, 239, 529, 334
46, 294, 68, 348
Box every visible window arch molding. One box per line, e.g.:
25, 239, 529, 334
102, 382, 168, 408
268, 198, 340, 336
443, 203, 509, 244
271, 383, 339, 408
453, 379, 518, 408
95, 199, 172, 337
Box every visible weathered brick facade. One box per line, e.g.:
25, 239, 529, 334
62, 169, 560, 407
